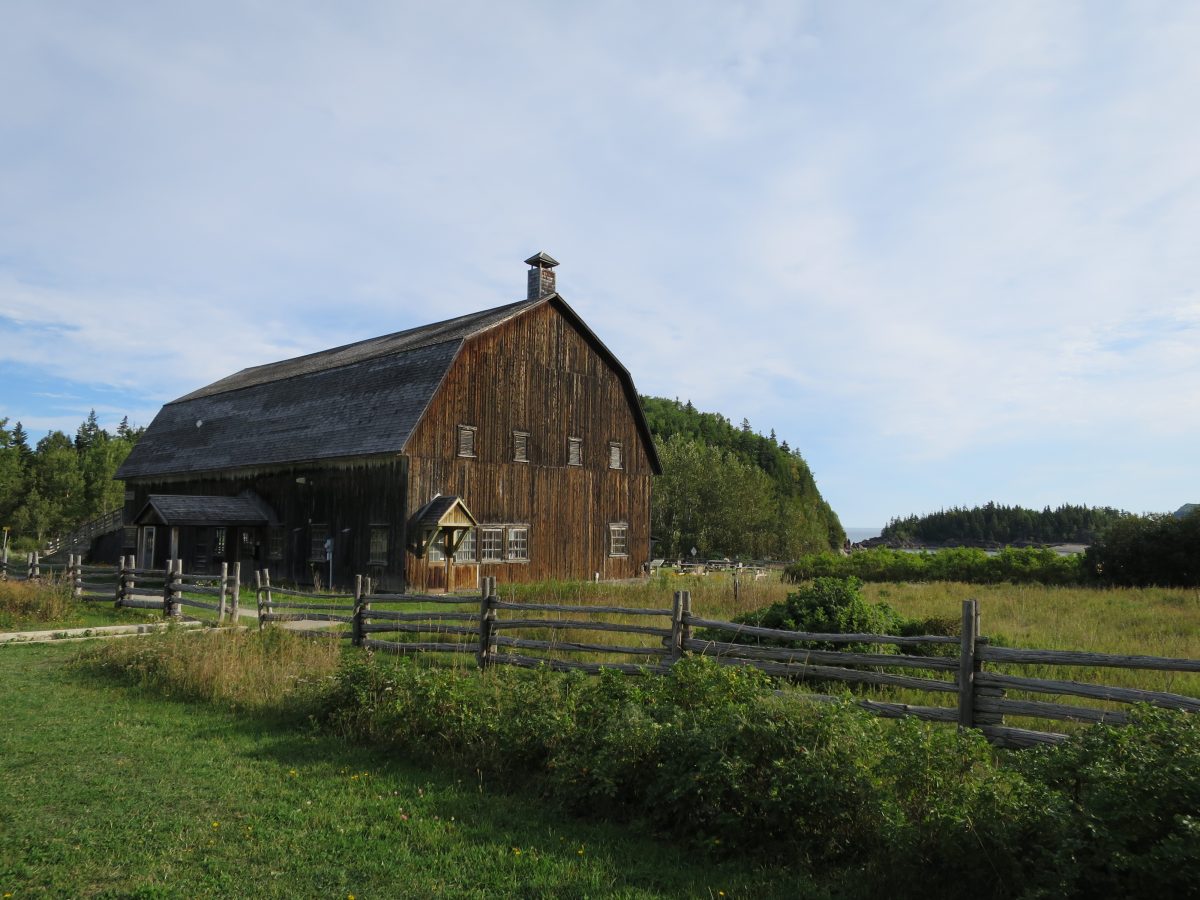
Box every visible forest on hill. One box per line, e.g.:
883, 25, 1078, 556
880, 502, 1129, 545
0, 413, 143, 551
640, 396, 844, 559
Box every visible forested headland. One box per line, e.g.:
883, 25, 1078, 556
641, 396, 844, 559
880, 502, 1128, 546
0, 413, 143, 551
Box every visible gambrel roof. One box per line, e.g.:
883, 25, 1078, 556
117, 294, 661, 479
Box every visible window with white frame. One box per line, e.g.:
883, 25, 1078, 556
506, 526, 529, 562
427, 533, 446, 562
609, 441, 623, 469
513, 430, 529, 463
480, 527, 504, 562
214, 527, 227, 558
368, 526, 389, 565
609, 523, 628, 557
457, 424, 477, 458
455, 528, 476, 563
567, 436, 583, 466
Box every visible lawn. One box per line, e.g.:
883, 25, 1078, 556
0, 641, 819, 899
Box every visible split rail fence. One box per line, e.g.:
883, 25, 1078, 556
59, 555, 244, 624
249, 569, 1200, 749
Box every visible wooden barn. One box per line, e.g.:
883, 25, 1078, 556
115, 253, 662, 591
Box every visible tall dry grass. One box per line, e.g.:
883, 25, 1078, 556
0, 578, 73, 629
77, 627, 342, 712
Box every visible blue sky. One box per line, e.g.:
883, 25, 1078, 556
2, 2, 1198, 526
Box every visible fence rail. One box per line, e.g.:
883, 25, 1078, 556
10, 552, 1194, 748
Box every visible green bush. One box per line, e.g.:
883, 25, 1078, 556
784, 547, 1087, 586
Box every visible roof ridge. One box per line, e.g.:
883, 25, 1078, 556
171, 296, 542, 404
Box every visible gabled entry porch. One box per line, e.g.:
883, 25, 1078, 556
132, 494, 276, 579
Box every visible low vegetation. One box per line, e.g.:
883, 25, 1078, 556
784, 546, 1085, 586
72, 629, 1200, 899
0, 577, 158, 632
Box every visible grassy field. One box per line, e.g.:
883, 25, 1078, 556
0, 640, 819, 899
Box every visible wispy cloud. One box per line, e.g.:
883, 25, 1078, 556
1, 1, 1198, 521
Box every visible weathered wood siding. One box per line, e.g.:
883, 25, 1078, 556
404, 302, 654, 588
121, 457, 409, 589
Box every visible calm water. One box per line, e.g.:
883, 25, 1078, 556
845, 527, 882, 543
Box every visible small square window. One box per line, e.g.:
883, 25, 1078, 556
457, 424, 477, 458
609, 441, 623, 470
609, 523, 628, 557
368, 526, 389, 565
481, 527, 504, 562
455, 529, 476, 563
567, 437, 583, 467
513, 430, 529, 463
506, 526, 529, 562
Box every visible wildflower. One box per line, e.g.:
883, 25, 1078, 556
577, 847, 585, 856
288, 769, 298, 777
513, 847, 522, 855
211, 822, 219, 829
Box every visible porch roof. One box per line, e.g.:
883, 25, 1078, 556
134, 494, 273, 527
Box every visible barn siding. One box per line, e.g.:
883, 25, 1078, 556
404, 303, 653, 588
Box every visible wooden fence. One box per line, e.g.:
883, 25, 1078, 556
247, 571, 1197, 750
62, 555, 243, 624
23, 559, 1183, 751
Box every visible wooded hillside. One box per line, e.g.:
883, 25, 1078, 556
881, 502, 1128, 545
640, 396, 844, 559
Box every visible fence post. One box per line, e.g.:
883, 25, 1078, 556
162, 562, 172, 618
667, 590, 684, 663
958, 599, 979, 729
71, 555, 83, 602
477, 576, 496, 669
170, 559, 183, 618
733, 568, 740, 604
218, 562, 228, 625
680, 590, 693, 648
1, 544, 7, 579
27, 551, 34, 579
352, 574, 364, 647
231, 562, 241, 623
255, 569, 264, 631
33, 551, 40, 579
261, 569, 273, 630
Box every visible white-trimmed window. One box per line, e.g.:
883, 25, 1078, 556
567, 436, 583, 467
609, 523, 628, 557
214, 527, 227, 558
506, 526, 529, 562
513, 430, 529, 463
609, 441, 623, 470
455, 529, 476, 563
457, 424, 477, 458
427, 533, 446, 562
368, 526, 389, 565
481, 527, 504, 562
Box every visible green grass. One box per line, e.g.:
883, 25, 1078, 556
0, 641, 820, 899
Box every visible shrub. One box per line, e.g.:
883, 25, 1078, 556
784, 547, 1087, 586
707, 577, 904, 653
